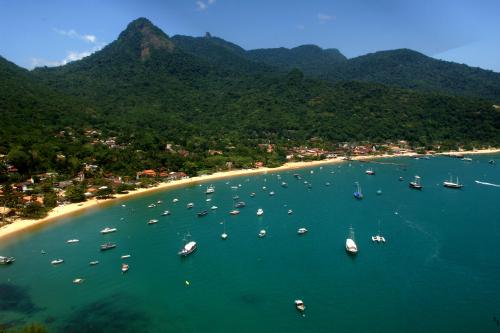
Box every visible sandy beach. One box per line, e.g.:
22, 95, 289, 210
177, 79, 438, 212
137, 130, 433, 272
1, 148, 498, 241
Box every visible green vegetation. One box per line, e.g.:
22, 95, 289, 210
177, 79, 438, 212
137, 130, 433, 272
1, 17, 499, 191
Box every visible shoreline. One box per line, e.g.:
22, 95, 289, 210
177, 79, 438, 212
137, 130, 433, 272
1, 148, 499, 241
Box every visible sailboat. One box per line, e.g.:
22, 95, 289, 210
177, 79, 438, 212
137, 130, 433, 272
221, 221, 228, 240
353, 182, 363, 199
409, 175, 423, 190
345, 226, 358, 254
443, 175, 463, 189
371, 220, 386, 243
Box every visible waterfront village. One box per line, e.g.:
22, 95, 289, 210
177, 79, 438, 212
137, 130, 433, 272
0, 136, 485, 224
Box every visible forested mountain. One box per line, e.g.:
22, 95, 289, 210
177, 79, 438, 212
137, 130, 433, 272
1, 17, 499, 180
246, 45, 347, 77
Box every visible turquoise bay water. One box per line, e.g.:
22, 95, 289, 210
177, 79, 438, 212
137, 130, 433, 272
1, 154, 500, 332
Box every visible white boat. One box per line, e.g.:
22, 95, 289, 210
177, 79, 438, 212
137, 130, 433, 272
462, 157, 472, 161
258, 229, 266, 238
172, 198, 179, 203
51, 259, 64, 265
371, 235, 386, 242
409, 175, 423, 190
157, 200, 163, 204
101, 227, 117, 234
206, 185, 215, 194
443, 175, 464, 189
148, 203, 156, 208
288, 209, 293, 215
250, 192, 256, 197
121, 263, 129, 273
161, 210, 171, 216
89, 261, 99, 266
179, 241, 197, 256
345, 226, 358, 254
121, 254, 131, 259
73, 278, 84, 284
221, 221, 228, 240
187, 202, 194, 209
148, 219, 159, 225
297, 228, 308, 234
0, 256, 15, 264
229, 210, 240, 215
295, 299, 306, 312
66, 239, 80, 244
269, 191, 275, 196
210, 205, 218, 210
366, 168, 375, 175
257, 208, 264, 216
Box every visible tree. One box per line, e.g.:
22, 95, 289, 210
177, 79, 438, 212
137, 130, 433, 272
64, 185, 86, 203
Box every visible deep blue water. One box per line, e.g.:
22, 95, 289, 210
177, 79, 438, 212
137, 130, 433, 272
1, 154, 500, 333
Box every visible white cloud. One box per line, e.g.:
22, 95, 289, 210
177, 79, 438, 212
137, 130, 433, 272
317, 13, 334, 24
196, 1, 207, 10
30, 44, 104, 69
196, 0, 216, 10
53, 28, 97, 43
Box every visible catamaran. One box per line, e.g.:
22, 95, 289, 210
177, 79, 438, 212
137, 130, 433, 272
409, 175, 423, 190
443, 175, 463, 189
345, 226, 358, 254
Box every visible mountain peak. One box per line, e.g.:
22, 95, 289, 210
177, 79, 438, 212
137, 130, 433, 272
118, 17, 175, 60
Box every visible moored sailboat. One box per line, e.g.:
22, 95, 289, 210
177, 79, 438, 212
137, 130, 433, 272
409, 175, 423, 190
443, 175, 463, 189
345, 226, 358, 254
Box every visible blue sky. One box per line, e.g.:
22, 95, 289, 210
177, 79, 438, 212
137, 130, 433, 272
0, 0, 499, 71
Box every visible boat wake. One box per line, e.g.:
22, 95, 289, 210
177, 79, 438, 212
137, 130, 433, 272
475, 180, 500, 187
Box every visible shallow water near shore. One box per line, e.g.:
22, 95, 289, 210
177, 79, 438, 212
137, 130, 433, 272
1, 154, 500, 332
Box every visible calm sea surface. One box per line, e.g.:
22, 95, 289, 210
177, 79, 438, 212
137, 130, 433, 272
1, 154, 500, 333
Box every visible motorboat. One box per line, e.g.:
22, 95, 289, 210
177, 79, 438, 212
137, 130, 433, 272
366, 169, 375, 175
258, 229, 267, 237
297, 228, 308, 235
187, 203, 194, 209
0, 256, 15, 264
281, 182, 288, 188
148, 219, 159, 224
66, 239, 80, 244
443, 176, 464, 189
89, 261, 99, 265
232, 195, 240, 200
221, 232, 228, 240
269, 191, 275, 196
234, 201, 246, 208
462, 157, 472, 162
229, 210, 240, 215
121, 254, 131, 259
148, 203, 156, 208
288, 209, 293, 215
211, 205, 218, 210
100, 227, 117, 234
157, 200, 163, 204
256, 208, 264, 216
51, 259, 64, 265
371, 235, 386, 242
295, 300, 306, 312
100, 242, 117, 251
161, 210, 171, 216
250, 192, 256, 197
345, 226, 358, 254
205, 185, 215, 194
73, 278, 84, 284
376, 189, 383, 195
409, 175, 423, 190
172, 198, 179, 203
179, 241, 197, 256
121, 263, 129, 273
197, 210, 208, 217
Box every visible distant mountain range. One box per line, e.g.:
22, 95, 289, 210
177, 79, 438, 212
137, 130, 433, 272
1, 17, 499, 178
